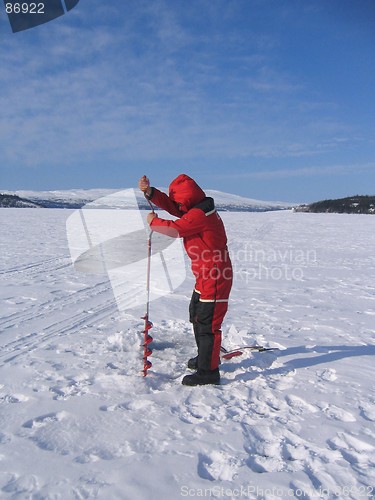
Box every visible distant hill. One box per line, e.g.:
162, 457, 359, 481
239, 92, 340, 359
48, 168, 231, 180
0, 189, 295, 212
0, 193, 42, 208
295, 195, 375, 214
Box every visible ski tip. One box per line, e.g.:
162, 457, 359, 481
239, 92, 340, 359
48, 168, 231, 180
222, 350, 243, 360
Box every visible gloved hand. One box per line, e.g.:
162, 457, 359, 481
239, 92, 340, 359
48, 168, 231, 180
147, 212, 157, 225
139, 175, 151, 196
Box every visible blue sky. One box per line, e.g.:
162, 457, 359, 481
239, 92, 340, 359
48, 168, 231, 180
0, 0, 374, 203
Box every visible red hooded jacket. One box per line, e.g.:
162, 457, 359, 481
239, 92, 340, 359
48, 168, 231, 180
148, 174, 232, 301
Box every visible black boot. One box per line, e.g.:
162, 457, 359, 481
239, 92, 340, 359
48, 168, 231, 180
182, 368, 220, 386
187, 355, 220, 370
187, 356, 198, 370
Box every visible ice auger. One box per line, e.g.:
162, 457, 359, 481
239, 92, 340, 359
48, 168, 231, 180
141, 196, 155, 376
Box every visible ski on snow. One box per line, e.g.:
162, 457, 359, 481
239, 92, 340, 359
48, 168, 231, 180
220, 345, 279, 360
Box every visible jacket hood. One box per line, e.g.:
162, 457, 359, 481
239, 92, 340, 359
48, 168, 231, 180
169, 174, 206, 211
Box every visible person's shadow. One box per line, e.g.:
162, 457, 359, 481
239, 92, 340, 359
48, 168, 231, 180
222, 344, 375, 384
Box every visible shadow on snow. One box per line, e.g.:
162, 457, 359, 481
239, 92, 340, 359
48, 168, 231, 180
221, 344, 375, 383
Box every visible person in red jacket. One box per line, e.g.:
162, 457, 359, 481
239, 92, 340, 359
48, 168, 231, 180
138, 174, 233, 386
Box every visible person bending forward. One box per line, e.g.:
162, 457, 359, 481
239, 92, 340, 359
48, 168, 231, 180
139, 174, 233, 386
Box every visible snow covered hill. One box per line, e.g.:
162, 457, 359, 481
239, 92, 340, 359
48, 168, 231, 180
2, 188, 294, 211
0, 209, 374, 498
0, 193, 41, 208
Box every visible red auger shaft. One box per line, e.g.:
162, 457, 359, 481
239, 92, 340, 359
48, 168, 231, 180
142, 313, 153, 376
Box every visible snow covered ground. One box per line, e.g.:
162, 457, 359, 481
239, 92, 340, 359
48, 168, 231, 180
0, 208, 374, 499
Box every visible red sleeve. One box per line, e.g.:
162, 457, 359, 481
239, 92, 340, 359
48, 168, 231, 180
149, 188, 183, 218
150, 209, 206, 238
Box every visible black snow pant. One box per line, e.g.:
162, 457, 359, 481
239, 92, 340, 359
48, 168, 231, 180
189, 290, 229, 371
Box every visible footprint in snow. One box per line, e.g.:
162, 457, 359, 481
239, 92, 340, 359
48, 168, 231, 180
285, 394, 319, 416
242, 424, 285, 473
316, 368, 337, 382
170, 390, 221, 424
1, 474, 40, 496
241, 423, 342, 477
320, 403, 356, 422
197, 450, 240, 481
100, 399, 154, 414
0, 393, 29, 404
171, 404, 211, 424
49, 375, 93, 400
359, 402, 375, 422
22, 411, 68, 429
0, 432, 11, 444
21, 411, 134, 461
328, 432, 375, 470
